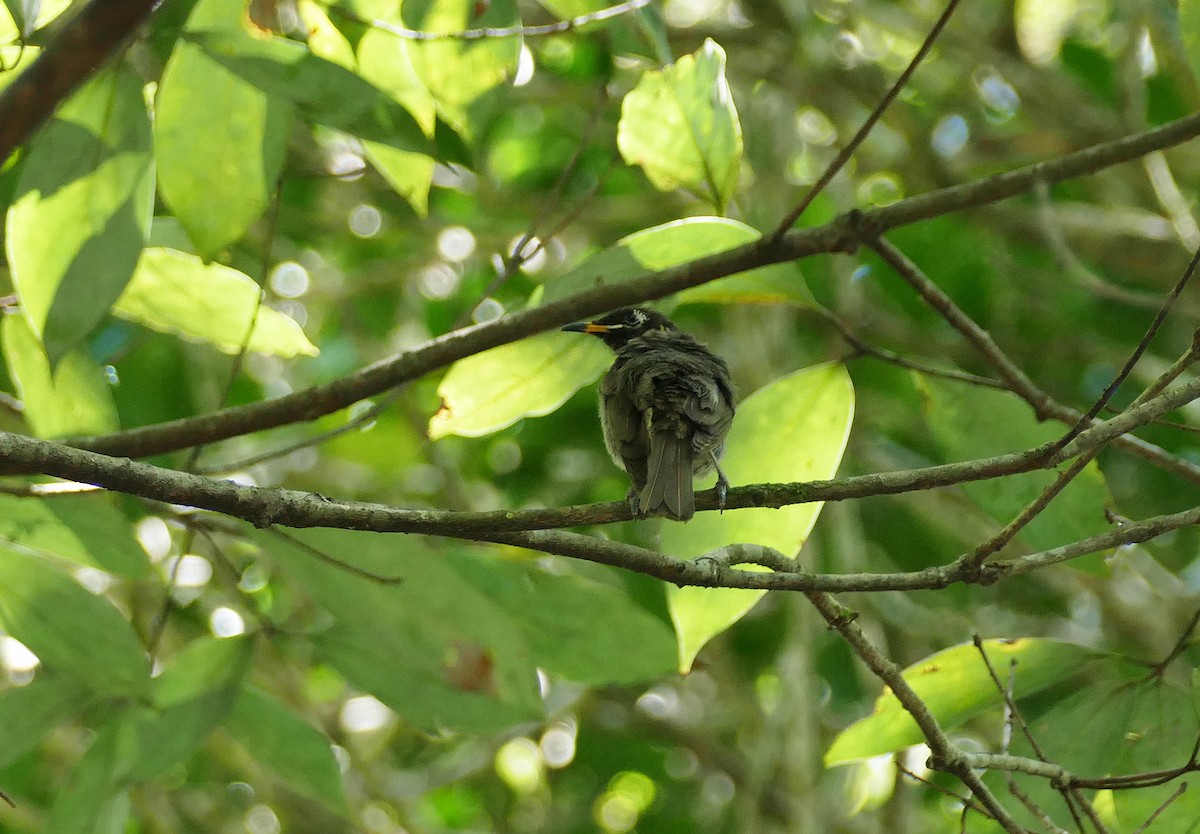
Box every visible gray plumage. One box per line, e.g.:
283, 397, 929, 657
563, 307, 735, 521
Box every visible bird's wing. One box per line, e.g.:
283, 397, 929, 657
601, 368, 650, 487
683, 367, 735, 436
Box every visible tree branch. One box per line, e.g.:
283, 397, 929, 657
805, 591, 1028, 833
39, 110, 1200, 463
0, 0, 161, 165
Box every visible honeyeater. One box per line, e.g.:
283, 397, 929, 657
563, 307, 735, 521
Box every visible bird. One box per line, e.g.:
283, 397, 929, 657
562, 306, 735, 521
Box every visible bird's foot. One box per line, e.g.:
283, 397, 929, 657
710, 453, 730, 513
626, 487, 644, 518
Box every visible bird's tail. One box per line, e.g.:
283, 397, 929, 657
641, 433, 695, 520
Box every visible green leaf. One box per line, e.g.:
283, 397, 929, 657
0, 546, 150, 698
402, 0, 521, 136
993, 664, 1194, 830
450, 550, 678, 684
227, 686, 347, 813
429, 331, 609, 439
188, 29, 439, 157
665, 363, 854, 672
301, 10, 435, 215
617, 39, 743, 212
1183, 0, 1200, 83
545, 216, 807, 306
1105, 676, 1200, 831
0, 494, 148, 578
114, 248, 318, 358
364, 141, 435, 217
2, 314, 119, 438
45, 722, 136, 834
5, 65, 153, 365
155, 0, 291, 259
431, 218, 806, 441
261, 530, 543, 732
916, 375, 1112, 554
0, 673, 91, 768
128, 636, 253, 780
825, 638, 1103, 765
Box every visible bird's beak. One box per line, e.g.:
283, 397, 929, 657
562, 321, 609, 334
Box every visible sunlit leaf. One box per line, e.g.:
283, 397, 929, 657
364, 141, 436, 217
429, 331, 609, 439
156, 0, 291, 259
665, 363, 854, 672
617, 39, 743, 211
0, 494, 149, 578
115, 248, 318, 358
432, 218, 806, 441
6, 65, 153, 364
228, 686, 348, 813
0, 546, 150, 698
188, 29, 438, 157
2, 314, 119, 438
825, 638, 1103, 765
401, 0, 521, 136
295, 12, 436, 216
544, 216, 807, 305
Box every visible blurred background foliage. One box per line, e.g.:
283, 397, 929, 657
4, 0, 1200, 831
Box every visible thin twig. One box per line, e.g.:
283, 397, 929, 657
185, 184, 282, 472
815, 306, 1007, 390
455, 90, 613, 329
1007, 782, 1070, 834
770, 0, 964, 240
1131, 783, 1187, 834
336, 0, 653, 41
897, 763, 990, 816
1053, 245, 1200, 451
28, 110, 1200, 464
1151, 604, 1200, 678
805, 591, 1025, 833
267, 529, 404, 585
869, 235, 1051, 414
194, 387, 406, 476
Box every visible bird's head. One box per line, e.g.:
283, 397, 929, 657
561, 307, 677, 350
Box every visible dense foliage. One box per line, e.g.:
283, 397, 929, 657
5, 0, 1200, 832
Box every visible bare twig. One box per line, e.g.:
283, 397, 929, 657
771, 0, 965, 240
15, 110, 1197, 464
804, 591, 1026, 833
815, 307, 1006, 390
455, 89, 613, 329
1054, 246, 1200, 451
0, 0, 161, 165
267, 529, 404, 585
336, 0, 654, 41
1131, 783, 1187, 834
1151, 605, 1200, 677
186, 185, 282, 473
193, 388, 407, 475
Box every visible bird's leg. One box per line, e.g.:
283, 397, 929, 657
710, 452, 729, 512
626, 486, 643, 517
